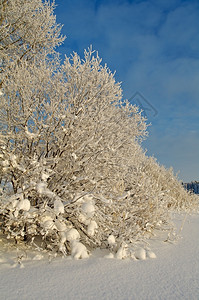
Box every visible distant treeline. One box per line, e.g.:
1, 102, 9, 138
183, 182, 199, 194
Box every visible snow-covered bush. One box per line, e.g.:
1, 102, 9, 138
0, 0, 64, 78
0, 0, 198, 259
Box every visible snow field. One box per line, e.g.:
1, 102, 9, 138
0, 214, 199, 300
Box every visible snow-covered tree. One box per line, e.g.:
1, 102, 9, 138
0, 0, 198, 259
0, 0, 64, 75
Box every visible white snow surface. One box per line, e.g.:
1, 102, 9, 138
0, 214, 199, 300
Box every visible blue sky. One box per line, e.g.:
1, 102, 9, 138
54, 0, 199, 182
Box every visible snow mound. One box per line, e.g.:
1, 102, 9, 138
70, 241, 89, 259
146, 250, 156, 259
65, 228, 80, 242
87, 221, 98, 236
81, 202, 95, 218
115, 243, 128, 259
104, 253, 114, 259
134, 248, 146, 260
108, 234, 116, 246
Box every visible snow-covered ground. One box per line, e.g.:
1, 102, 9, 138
0, 213, 199, 300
